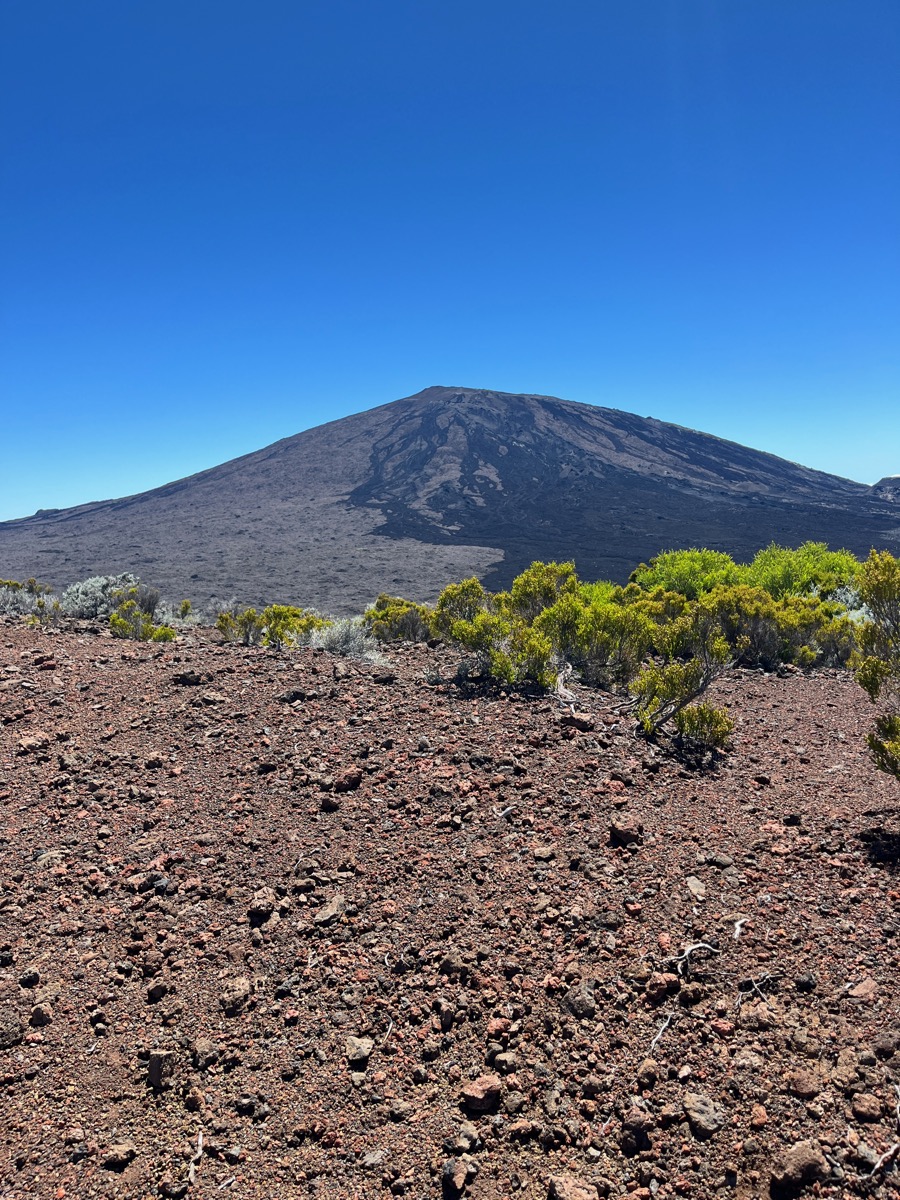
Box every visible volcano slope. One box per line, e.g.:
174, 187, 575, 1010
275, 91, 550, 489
0, 386, 897, 614
2, 620, 900, 1200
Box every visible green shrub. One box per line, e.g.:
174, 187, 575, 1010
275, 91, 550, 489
28, 596, 62, 628
630, 549, 740, 600
215, 603, 326, 648
501, 560, 578, 623
691, 584, 856, 669
536, 594, 652, 686
741, 541, 858, 600
631, 605, 730, 736
364, 594, 434, 643
673, 701, 734, 749
260, 604, 328, 649
216, 606, 265, 645
109, 588, 176, 641
695, 585, 780, 667
432, 577, 490, 635
448, 610, 556, 687
853, 549, 900, 780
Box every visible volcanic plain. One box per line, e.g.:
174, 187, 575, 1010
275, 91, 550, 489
2, 619, 900, 1199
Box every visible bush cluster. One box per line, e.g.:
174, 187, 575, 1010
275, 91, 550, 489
108, 586, 176, 642
215, 604, 329, 649
366, 542, 873, 751
5, 541, 897, 765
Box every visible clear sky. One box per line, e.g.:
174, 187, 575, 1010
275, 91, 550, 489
2, 1, 898, 522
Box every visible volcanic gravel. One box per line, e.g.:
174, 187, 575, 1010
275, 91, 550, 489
1, 621, 900, 1200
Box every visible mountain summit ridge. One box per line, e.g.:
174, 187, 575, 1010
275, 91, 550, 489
0, 385, 896, 612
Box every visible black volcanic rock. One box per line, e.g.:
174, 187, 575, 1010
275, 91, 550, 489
0, 386, 897, 613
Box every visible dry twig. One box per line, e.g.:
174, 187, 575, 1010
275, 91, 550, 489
649, 1013, 674, 1053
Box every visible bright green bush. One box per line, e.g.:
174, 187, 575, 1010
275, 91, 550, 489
216, 604, 327, 648
740, 541, 858, 600
630, 549, 740, 600
260, 604, 328, 649
364, 594, 434, 643
695, 585, 780, 667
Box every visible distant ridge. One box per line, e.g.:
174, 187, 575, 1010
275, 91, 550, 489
0, 386, 897, 613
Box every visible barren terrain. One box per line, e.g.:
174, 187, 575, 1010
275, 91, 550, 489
2, 619, 900, 1199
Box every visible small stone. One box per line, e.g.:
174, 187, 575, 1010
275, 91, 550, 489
28, 1002, 53, 1027
872, 1030, 899, 1060
636, 1058, 658, 1090
101, 1141, 137, 1171
173, 671, 203, 686
682, 1091, 727, 1139
786, 1069, 820, 1100
147, 1049, 174, 1090
442, 1157, 468, 1196
461, 1073, 502, 1113
848, 977, 878, 1002
851, 1093, 882, 1122
565, 977, 597, 1020
548, 1175, 599, 1200
493, 1051, 517, 1074
685, 876, 707, 901
248, 887, 277, 922
220, 976, 252, 1016
345, 1035, 374, 1066
619, 1105, 652, 1154
560, 711, 594, 732
314, 893, 347, 925
18, 969, 40, 989
439, 949, 466, 980
609, 819, 642, 847
770, 1140, 829, 1190
193, 1037, 219, 1069
646, 972, 679, 1002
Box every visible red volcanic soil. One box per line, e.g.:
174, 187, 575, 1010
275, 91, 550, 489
1, 619, 900, 1200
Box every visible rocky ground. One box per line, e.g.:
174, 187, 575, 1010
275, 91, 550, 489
1, 619, 899, 1200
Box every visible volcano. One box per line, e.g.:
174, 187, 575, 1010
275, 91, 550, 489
0, 386, 897, 612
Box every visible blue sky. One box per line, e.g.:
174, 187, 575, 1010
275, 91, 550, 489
2, 0, 898, 521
